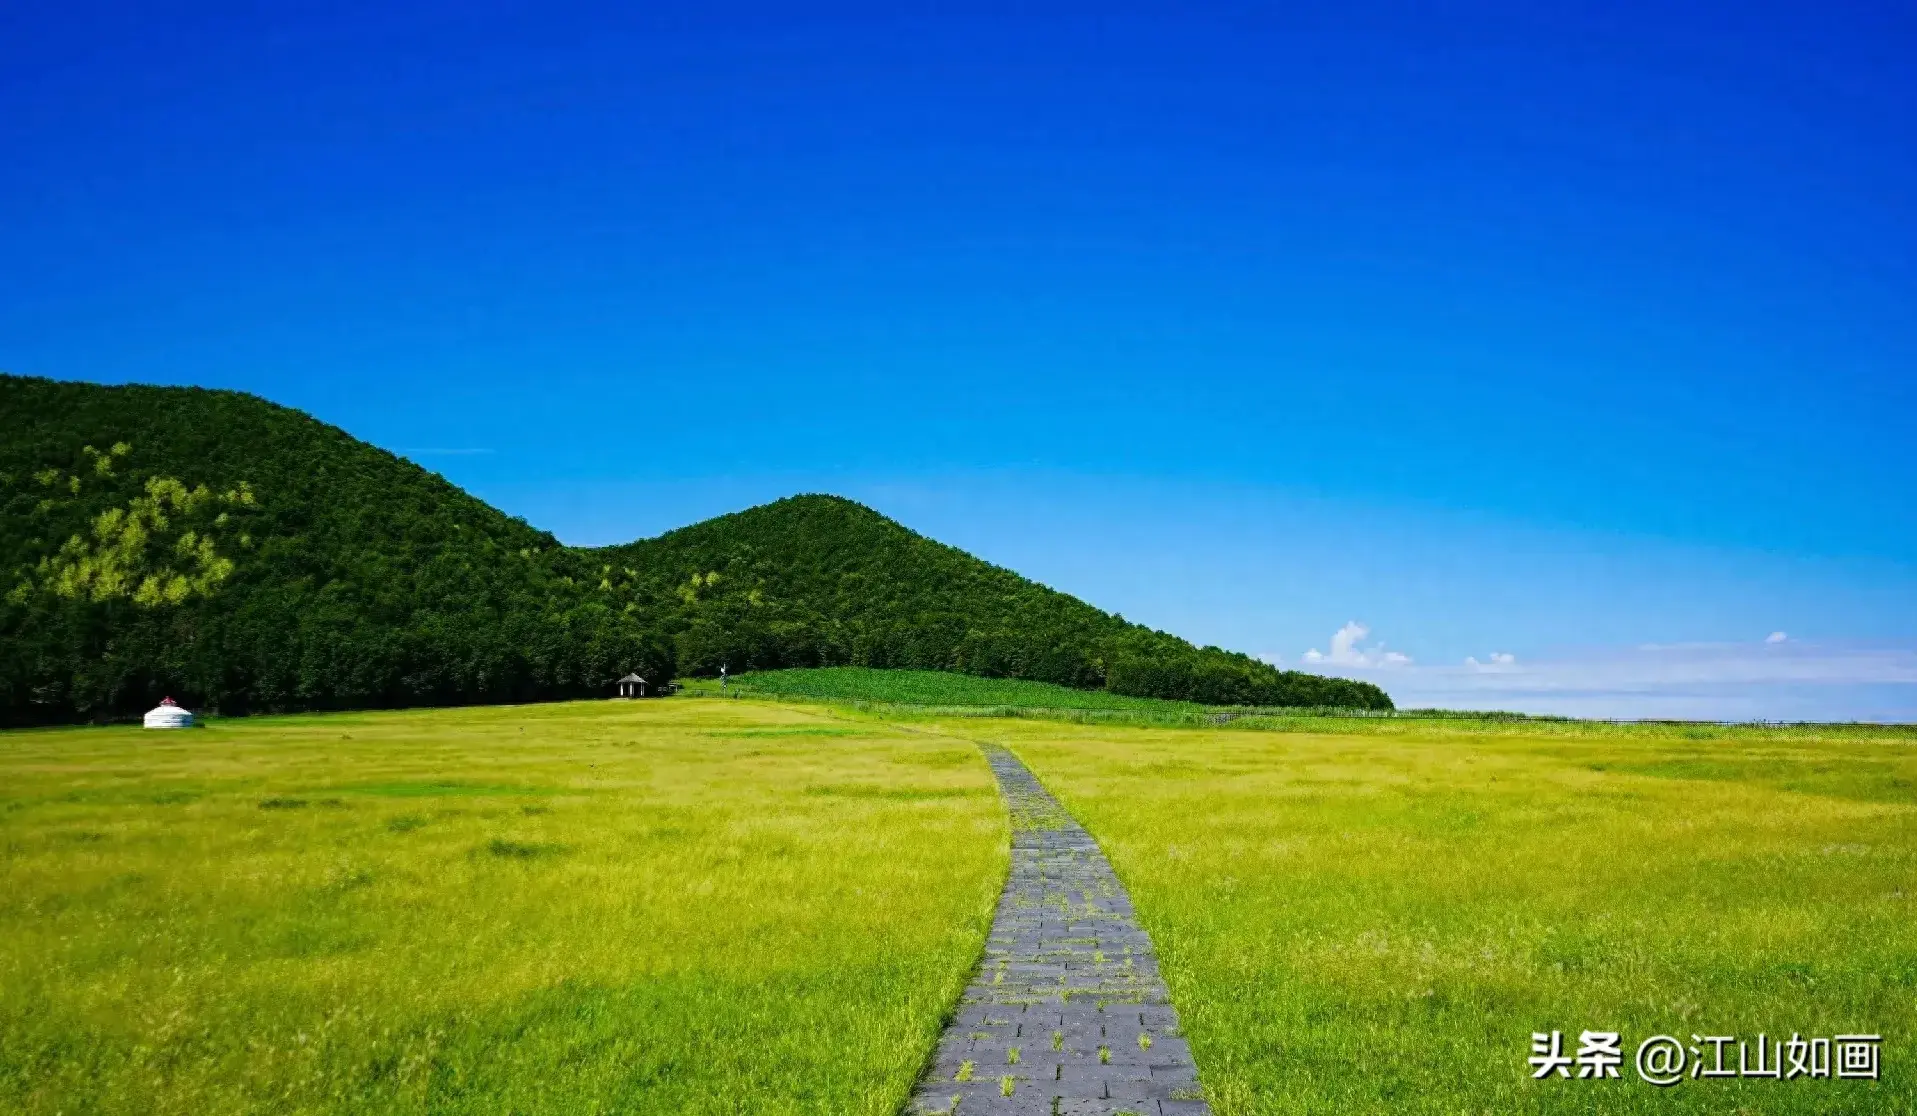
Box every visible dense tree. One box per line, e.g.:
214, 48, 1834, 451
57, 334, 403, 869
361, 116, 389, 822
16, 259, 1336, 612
0, 376, 1391, 724
594, 494, 1392, 710
0, 376, 671, 724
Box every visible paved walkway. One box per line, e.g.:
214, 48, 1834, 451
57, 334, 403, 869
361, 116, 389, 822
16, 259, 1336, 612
907, 744, 1210, 1116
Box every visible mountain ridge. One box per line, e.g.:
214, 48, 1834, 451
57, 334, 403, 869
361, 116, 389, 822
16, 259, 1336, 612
0, 374, 1391, 723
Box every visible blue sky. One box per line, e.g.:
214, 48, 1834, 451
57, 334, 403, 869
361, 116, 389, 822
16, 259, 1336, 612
4, 1, 1914, 717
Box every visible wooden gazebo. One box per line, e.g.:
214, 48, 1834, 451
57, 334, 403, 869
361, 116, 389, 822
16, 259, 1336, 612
615, 673, 648, 699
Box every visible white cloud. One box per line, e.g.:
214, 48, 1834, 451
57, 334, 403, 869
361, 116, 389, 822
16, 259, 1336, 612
1304, 621, 1412, 669
1328, 621, 1366, 662
1465, 652, 1518, 672
1767, 631, 1788, 644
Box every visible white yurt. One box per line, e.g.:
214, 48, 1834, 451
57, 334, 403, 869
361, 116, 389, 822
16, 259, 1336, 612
143, 698, 194, 729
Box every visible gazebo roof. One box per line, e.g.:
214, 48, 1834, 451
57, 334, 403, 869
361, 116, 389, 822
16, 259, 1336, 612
616, 673, 647, 683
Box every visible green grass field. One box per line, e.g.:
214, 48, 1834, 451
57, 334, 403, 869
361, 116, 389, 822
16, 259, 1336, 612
0, 699, 1004, 1115
706, 666, 1206, 712
963, 714, 1916, 1114
5, 675, 1912, 1114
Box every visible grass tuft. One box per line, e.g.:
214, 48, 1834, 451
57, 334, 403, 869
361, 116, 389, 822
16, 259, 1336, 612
482, 838, 566, 860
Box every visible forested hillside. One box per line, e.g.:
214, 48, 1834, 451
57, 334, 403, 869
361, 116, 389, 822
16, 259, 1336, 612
0, 376, 670, 724
596, 496, 1391, 709
0, 375, 1390, 724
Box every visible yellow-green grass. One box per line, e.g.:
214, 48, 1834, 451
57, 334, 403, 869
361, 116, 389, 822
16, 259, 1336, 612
956, 716, 1916, 1114
689, 667, 1207, 712
0, 699, 1005, 1115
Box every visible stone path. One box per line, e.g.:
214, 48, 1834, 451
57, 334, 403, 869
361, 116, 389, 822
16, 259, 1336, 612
907, 744, 1210, 1116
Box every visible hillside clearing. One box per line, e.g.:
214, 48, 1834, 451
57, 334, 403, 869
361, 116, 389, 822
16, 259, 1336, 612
708, 666, 1208, 711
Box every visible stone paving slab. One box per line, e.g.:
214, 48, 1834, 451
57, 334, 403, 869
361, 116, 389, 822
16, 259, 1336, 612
907, 745, 1210, 1116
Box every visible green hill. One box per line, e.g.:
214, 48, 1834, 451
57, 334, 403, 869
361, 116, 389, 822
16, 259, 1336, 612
0, 376, 672, 724
0, 375, 1390, 724
594, 496, 1390, 709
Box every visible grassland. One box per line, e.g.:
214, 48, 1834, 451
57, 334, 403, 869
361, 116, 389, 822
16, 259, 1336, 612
0, 698, 1005, 1115
705, 667, 1207, 712
9, 670, 1913, 1115
954, 714, 1916, 1114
